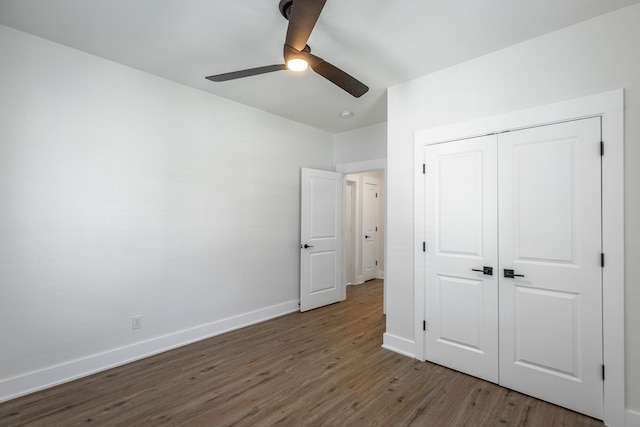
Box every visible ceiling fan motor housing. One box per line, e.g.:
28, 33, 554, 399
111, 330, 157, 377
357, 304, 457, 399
206, 0, 369, 98
279, 0, 294, 20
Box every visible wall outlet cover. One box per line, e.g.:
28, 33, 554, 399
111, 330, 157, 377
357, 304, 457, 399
132, 315, 143, 330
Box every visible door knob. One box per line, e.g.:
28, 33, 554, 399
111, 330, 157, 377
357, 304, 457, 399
504, 269, 525, 278
472, 266, 493, 276
365, 235, 370, 239
301, 244, 314, 249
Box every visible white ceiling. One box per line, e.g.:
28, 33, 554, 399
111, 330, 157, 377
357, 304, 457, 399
1, 0, 639, 133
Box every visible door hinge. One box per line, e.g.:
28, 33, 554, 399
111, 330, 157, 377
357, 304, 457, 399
376, 226, 378, 232
600, 141, 604, 156
376, 193, 378, 198
423, 242, 426, 252
601, 253, 605, 268
375, 260, 378, 266
602, 364, 605, 380
423, 320, 427, 331
422, 163, 426, 174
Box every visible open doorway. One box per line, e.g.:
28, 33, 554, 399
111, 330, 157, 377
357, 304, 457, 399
344, 170, 385, 286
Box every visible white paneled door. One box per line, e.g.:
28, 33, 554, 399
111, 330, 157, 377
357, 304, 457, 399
300, 168, 344, 312
362, 176, 379, 281
425, 135, 499, 383
498, 118, 603, 419
424, 118, 603, 418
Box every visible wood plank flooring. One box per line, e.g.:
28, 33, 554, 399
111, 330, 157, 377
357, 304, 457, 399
0, 280, 603, 426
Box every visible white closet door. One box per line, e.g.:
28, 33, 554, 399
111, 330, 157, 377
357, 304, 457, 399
424, 135, 499, 383
498, 118, 603, 419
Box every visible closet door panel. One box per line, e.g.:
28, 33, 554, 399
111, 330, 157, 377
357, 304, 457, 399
424, 135, 499, 383
498, 118, 603, 419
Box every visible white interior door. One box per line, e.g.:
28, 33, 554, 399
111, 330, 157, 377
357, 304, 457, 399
424, 135, 499, 383
498, 118, 603, 419
362, 176, 379, 281
423, 118, 603, 418
300, 168, 344, 312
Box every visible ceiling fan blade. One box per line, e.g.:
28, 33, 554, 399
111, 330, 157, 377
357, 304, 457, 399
206, 64, 287, 82
308, 55, 369, 98
285, 0, 327, 51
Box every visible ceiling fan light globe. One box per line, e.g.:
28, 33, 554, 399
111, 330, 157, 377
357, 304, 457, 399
287, 58, 309, 72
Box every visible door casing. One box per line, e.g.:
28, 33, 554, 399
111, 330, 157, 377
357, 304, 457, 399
345, 181, 357, 285
413, 89, 624, 427
362, 176, 379, 281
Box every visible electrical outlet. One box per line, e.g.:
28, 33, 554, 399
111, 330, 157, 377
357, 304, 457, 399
132, 315, 143, 330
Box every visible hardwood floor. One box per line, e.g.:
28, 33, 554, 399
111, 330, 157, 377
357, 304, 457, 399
0, 280, 603, 426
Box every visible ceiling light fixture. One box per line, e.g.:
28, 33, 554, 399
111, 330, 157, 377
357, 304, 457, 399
339, 110, 353, 119
287, 58, 309, 72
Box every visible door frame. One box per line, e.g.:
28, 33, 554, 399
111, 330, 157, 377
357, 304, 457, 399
345, 180, 357, 285
362, 175, 380, 282
337, 158, 387, 313
413, 89, 624, 426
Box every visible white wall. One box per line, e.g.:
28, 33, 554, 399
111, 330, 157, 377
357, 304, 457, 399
334, 122, 387, 165
0, 25, 333, 401
385, 3, 640, 415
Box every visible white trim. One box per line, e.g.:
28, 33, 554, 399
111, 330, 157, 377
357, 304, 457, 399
413, 89, 624, 427
382, 333, 417, 359
626, 409, 640, 427
414, 139, 427, 361
0, 299, 299, 403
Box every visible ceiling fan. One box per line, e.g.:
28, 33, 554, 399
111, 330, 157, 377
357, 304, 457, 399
205, 0, 369, 98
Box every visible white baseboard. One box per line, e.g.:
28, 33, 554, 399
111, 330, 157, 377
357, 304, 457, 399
381, 333, 416, 359
627, 409, 640, 427
0, 299, 300, 403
